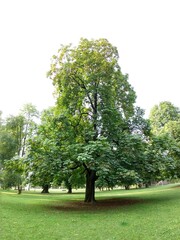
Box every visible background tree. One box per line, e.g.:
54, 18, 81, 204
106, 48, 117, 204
19, 103, 39, 157
149, 101, 179, 135
27, 108, 63, 193
0, 128, 17, 168
149, 101, 180, 181
3, 156, 25, 193
0, 111, 3, 125
27, 107, 85, 193
0, 104, 39, 192
5, 115, 25, 156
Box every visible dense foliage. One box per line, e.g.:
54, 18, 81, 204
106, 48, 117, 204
0, 104, 38, 192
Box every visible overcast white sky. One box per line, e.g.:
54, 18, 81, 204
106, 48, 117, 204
0, 0, 179, 118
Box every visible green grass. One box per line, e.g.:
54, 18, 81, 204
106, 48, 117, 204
1, 184, 180, 240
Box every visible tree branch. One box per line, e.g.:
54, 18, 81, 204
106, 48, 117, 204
70, 74, 95, 112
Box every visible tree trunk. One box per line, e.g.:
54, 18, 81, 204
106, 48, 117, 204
67, 185, 72, 194
17, 185, 22, 194
64, 177, 73, 194
84, 170, 97, 203
125, 185, 130, 190
41, 184, 50, 193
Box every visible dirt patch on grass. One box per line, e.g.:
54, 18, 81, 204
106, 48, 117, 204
172, 185, 180, 189
47, 198, 144, 212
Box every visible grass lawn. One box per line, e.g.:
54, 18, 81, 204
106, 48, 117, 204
1, 184, 180, 240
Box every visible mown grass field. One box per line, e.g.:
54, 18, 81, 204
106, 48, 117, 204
1, 184, 180, 240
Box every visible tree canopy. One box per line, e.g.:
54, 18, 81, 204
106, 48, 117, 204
47, 38, 139, 202
149, 101, 179, 135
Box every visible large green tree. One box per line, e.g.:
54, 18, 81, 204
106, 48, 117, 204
47, 38, 136, 202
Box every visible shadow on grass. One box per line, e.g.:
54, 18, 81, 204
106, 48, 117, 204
45, 186, 180, 212
46, 198, 146, 212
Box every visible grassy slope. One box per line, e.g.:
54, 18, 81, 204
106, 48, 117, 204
1, 184, 180, 240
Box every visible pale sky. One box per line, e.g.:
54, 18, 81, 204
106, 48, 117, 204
0, 0, 179, 118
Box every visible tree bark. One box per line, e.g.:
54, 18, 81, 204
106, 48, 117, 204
41, 184, 50, 193
64, 177, 72, 194
67, 185, 72, 194
17, 185, 22, 194
84, 169, 97, 203
125, 185, 130, 190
